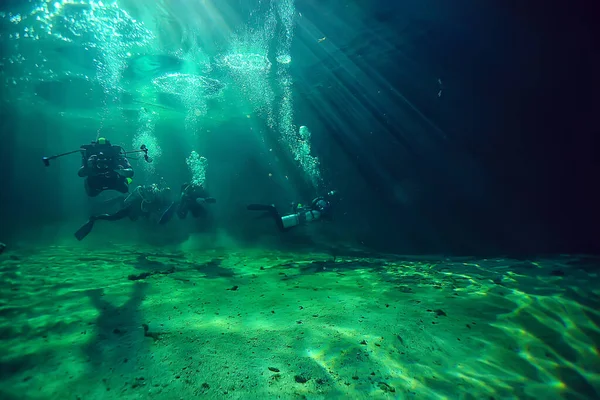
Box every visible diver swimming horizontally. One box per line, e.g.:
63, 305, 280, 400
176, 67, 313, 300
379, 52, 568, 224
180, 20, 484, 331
74, 184, 172, 241
159, 182, 216, 225
247, 190, 337, 232
43, 137, 152, 197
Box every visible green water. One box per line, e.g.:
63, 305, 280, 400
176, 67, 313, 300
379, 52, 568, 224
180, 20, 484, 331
1, 1, 599, 399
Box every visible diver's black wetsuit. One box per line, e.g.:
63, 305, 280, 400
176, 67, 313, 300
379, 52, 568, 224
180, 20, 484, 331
158, 183, 216, 225
178, 183, 212, 219
74, 185, 171, 241
78, 142, 133, 197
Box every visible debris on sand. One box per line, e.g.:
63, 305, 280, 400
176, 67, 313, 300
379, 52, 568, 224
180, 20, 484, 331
128, 266, 175, 281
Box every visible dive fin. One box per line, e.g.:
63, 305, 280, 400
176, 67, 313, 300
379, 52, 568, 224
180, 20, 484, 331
74, 220, 95, 241
204, 197, 217, 204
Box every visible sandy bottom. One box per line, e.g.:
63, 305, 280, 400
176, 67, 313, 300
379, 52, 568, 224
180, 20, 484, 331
0, 243, 599, 399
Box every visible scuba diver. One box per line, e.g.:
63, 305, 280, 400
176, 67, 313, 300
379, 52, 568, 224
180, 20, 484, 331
77, 137, 133, 197
42, 137, 152, 197
159, 183, 216, 225
247, 190, 337, 232
74, 184, 172, 241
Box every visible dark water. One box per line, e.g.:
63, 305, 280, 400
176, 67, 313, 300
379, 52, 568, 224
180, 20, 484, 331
0, 0, 598, 255
0, 1, 598, 399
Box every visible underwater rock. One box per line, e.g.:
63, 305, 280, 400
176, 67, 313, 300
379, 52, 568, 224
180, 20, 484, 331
268, 367, 280, 373
378, 382, 396, 393
435, 309, 447, 317
294, 375, 309, 384
128, 266, 175, 280
142, 323, 161, 341
131, 377, 146, 389
227, 285, 239, 291
0, 242, 5, 255
128, 272, 152, 281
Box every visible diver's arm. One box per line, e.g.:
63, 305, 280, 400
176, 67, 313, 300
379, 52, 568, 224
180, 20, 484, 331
115, 167, 134, 178
196, 197, 216, 205
78, 154, 93, 177
123, 186, 142, 207
114, 156, 134, 178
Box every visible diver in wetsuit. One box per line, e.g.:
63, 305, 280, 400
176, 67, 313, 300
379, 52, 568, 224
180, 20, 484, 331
78, 137, 134, 197
159, 183, 216, 225
74, 184, 172, 241
247, 190, 337, 232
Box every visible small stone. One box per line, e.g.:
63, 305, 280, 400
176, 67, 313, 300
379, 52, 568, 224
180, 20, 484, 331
294, 375, 309, 384
378, 382, 395, 392
360, 340, 367, 345
268, 367, 280, 373
435, 309, 447, 317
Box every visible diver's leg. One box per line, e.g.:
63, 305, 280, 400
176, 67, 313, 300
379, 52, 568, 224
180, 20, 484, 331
190, 205, 206, 219
115, 177, 129, 194
94, 205, 133, 222
272, 209, 286, 232
85, 178, 101, 197
159, 202, 179, 225
177, 203, 189, 219
75, 206, 132, 241
247, 204, 286, 232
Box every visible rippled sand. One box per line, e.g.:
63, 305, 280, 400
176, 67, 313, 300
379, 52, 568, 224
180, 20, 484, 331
1, 245, 598, 399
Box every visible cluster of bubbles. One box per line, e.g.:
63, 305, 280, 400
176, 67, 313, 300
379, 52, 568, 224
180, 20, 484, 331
2, 1, 153, 88
293, 126, 322, 186
133, 107, 161, 174
152, 73, 225, 99
272, 0, 322, 187
186, 151, 208, 187
27, 1, 153, 47
220, 5, 277, 128
1, 0, 323, 187
153, 72, 227, 130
